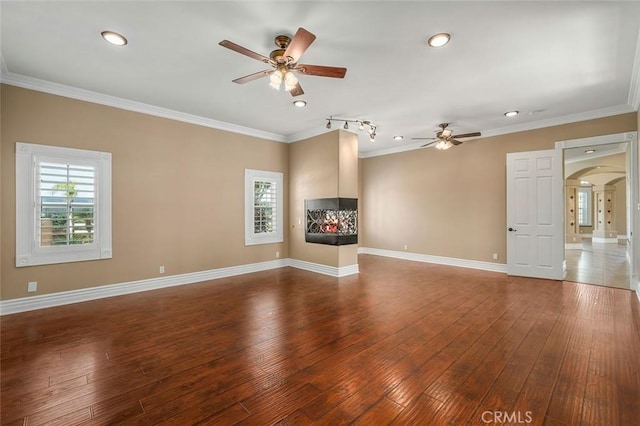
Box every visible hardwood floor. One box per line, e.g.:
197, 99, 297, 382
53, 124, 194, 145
2, 255, 639, 425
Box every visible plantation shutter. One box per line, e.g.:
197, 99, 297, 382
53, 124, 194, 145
253, 180, 277, 234
38, 161, 96, 246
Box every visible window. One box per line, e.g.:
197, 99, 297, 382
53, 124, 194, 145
16, 142, 112, 267
245, 169, 283, 245
577, 186, 592, 226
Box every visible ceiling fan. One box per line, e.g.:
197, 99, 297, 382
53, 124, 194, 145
412, 123, 481, 150
219, 27, 347, 97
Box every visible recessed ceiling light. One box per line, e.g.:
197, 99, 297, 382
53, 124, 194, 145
101, 31, 127, 46
504, 110, 519, 117
393, 136, 404, 141
585, 149, 596, 154
292, 100, 307, 108
427, 33, 450, 48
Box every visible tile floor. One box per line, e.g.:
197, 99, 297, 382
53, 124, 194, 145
564, 238, 631, 289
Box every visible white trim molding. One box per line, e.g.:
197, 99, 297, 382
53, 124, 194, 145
288, 259, 359, 277
360, 105, 636, 159
2, 71, 637, 161
565, 243, 583, 250
0, 259, 287, 315
592, 237, 618, 244
358, 247, 508, 274
0, 258, 361, 315
15, 142, 112, 267
628, 27, 640, 110
0, 72, 287, 143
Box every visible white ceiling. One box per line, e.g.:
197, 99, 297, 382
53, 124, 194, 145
2, 1, 639, 156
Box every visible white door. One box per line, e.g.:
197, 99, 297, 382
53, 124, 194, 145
506, 149, 564, 280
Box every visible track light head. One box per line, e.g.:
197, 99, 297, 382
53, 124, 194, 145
343, 121, 349, 130
326, 120, 331, 129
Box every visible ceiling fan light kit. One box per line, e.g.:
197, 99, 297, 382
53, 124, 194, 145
412, 123, 481, 151
219, 27, 347, 97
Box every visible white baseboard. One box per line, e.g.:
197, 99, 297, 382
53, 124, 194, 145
287, 259, 359, 277
633, 275, 640, 301
358, 247, 507, 274
565, 243, 583, 249
0, 258, 363, 315
592, 237, 618, 244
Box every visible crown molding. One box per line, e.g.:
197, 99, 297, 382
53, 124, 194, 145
1, 68, 637, 157
0, 71, 288, 143
285, 125, 332, 143
359, 104, 636, 159
629, 27, 640, 111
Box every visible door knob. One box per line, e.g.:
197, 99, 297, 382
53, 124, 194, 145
508, 227, 517, 232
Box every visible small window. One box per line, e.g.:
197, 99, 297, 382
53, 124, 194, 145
245, 169, 283, 245
16, 143, 112, 267
577, 186, 592, 226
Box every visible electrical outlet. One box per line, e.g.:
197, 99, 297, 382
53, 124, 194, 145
404, 245, 408, 251
493, 253, 499, 260
159, 266, 165, 274
276, 251, 280, 258
28, 281, 37, 292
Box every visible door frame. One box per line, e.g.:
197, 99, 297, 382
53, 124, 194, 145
555, 131, 638, 292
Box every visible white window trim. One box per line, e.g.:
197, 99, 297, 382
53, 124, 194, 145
245, 169, 283, 246
16, 142, 112, 267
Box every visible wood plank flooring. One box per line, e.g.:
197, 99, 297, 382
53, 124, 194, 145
2, 254, 639, 425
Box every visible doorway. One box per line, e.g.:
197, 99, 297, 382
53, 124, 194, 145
558, 132, 638, 290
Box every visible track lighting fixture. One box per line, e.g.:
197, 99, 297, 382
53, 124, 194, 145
325, 116, 377, 142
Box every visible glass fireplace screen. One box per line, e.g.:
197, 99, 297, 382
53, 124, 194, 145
305, 198, 358, 245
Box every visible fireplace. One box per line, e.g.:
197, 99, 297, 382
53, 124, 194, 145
305, 198, 358, 245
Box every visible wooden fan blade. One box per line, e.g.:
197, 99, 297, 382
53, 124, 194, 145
289, 82, 304, 97
295, 64, 347, 78
232, 70, 272, 84
421, 141, 438, 148
453, 132, 481, 138
219, 40, 271, 63
284, 28, 316, 62
450, 139, 463, 146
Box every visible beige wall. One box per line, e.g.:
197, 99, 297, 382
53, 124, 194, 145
338, 132, 358, 267
614, 179, 627, 236
360, 113, 637, 264
2, 84, 637, 301
1, 85, 288, 300
288, 130, 358, 268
